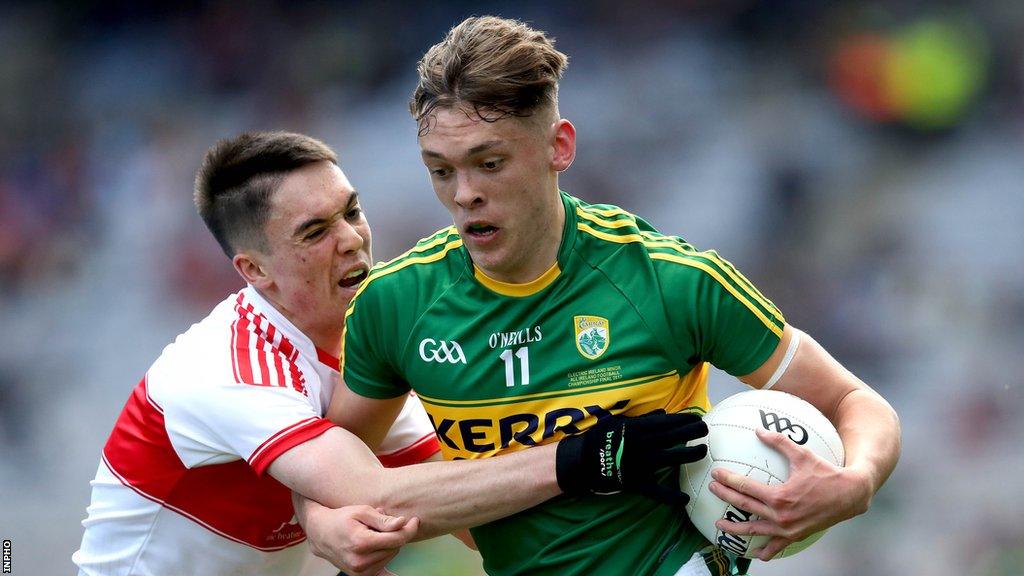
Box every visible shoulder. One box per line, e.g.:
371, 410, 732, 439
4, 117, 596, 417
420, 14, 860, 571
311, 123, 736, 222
570, 196, 753, 291
570, 197, 689, 267
151, 291, 314, 402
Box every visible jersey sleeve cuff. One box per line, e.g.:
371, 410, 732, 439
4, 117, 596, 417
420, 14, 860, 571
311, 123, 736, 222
727, 323, 787, 377
376, 433, 440, 468
248, 417, 336, 476
343, 375, 411, 400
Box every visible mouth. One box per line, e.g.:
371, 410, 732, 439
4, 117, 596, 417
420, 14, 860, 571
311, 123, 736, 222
338, 265, 369, 289
464, 221, 499, 240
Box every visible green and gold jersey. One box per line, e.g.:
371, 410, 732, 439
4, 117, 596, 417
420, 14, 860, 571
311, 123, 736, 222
342, 192, 785, 576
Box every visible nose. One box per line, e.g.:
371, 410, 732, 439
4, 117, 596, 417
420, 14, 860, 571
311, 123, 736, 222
334, 221, 365, 254
453, 172, 484, 209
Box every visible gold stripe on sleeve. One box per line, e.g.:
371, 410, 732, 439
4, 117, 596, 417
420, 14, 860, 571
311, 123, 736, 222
649, 253, 783, 337
640, 232, 783, 324
576, 207, 638, 228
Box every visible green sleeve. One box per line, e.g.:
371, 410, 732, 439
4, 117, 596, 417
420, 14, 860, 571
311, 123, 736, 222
341, 278, 411, 399
654, 239, 785, 376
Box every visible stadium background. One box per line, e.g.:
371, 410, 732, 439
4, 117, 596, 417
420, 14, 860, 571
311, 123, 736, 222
1, 1, 1022, 574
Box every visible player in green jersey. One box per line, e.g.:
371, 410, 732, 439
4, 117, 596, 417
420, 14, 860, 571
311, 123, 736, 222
329, 15, 901, 576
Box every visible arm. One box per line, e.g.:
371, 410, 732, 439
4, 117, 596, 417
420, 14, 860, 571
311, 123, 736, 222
713, 325, 902, 560
272, 424, 560, 541
280, 385, 708, 540
326, 383, 406, 452
421, 451, 477, 550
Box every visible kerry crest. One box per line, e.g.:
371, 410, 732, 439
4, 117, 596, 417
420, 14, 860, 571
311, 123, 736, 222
574, 315, 610, 360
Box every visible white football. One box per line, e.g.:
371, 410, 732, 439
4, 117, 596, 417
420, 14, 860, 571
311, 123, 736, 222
681, 389, 845, 558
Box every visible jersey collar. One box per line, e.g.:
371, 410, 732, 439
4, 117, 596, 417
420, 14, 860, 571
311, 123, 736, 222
474, 260, 560, 297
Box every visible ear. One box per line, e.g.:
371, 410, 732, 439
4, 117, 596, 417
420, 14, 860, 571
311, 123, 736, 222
233, 251, 272, 290
550, 119, 576, 172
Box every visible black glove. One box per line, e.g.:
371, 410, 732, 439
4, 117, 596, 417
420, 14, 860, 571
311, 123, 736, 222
555, 410, 708, 506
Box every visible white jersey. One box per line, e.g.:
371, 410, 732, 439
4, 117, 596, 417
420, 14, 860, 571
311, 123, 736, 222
74, 287, 439, 576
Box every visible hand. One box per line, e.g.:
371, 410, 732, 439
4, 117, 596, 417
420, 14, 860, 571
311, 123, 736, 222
709, 428, 873, 561
555, 409, 708, 505
303, 503, 419, 576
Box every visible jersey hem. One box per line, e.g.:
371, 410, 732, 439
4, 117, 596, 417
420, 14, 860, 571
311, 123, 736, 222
343, 377, 412, 400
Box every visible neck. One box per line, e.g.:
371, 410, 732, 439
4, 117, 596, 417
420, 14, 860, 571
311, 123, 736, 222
304, 326, 344, 358
486, 190, 565, 284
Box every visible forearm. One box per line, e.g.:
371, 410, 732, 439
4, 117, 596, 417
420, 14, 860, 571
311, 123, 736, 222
768, 327, 901, 508
275, 428, 560, 540
832, 387, 901, 498
370, 446, 559, 539
770, 327, 901, 498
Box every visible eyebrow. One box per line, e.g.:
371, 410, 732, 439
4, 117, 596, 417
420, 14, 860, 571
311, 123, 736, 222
292, 191, 359, 239
421, 140, 503, 160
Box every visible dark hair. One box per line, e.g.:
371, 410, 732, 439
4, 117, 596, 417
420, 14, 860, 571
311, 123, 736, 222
410, 16, 568, 135
194, 131, 337, 257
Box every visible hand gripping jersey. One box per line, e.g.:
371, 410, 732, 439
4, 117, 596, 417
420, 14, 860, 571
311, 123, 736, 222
74, 286, 439, 576
342, 193, 785, 576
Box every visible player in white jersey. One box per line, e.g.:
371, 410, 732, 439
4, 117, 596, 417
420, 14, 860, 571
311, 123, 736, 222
74, 288, 437, 576
74, 132, 439, 576
75, 131, 720, 576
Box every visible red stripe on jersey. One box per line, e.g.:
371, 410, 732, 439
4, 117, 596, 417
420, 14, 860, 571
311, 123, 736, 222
315, 347, 340, 372
377, 432, 440, 468
288, 362, 305, 394
249, 418, 335, 476
252, 315, 273, 386
100, 454, 305, 552
271, 349, 287, 389
256, 347, 273, 387
265, 323, 287, 389
103, 377, 307, 551
231, 293, 307, 395
232, 315, 256, 384
274, 325, 298, 361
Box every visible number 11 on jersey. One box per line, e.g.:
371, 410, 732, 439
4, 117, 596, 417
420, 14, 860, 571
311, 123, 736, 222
500, 347, 530, 387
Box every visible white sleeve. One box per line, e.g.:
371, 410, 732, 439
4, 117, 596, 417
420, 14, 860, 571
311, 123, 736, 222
158, 373, 333, 475
376, 393, 440, 467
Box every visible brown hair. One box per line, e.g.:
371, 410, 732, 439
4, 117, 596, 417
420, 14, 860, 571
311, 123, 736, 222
194, 131, 337, 257
410, 16, 568, 134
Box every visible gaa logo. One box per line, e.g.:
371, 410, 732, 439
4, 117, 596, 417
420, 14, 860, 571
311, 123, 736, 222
758, 409, 809, 445
418, 338, 467, 364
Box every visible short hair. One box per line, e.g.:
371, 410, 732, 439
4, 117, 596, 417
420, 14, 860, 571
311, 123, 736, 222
410, 16, 569, 135
194, 131, 337, 258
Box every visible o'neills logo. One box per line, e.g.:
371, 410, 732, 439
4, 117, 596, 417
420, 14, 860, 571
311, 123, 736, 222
574, 315, 610, 360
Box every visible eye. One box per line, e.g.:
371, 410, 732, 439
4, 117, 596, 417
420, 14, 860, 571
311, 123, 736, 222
345, 206, 363, 221
429, 166, 451, 179
482, 159, 503, 171
305, 228, 326, 241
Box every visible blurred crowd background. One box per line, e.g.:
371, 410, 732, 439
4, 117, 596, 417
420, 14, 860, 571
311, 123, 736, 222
1, 1, 1022, 574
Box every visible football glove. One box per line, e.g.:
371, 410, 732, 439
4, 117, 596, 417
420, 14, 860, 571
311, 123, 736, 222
555, 409, 708, 506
